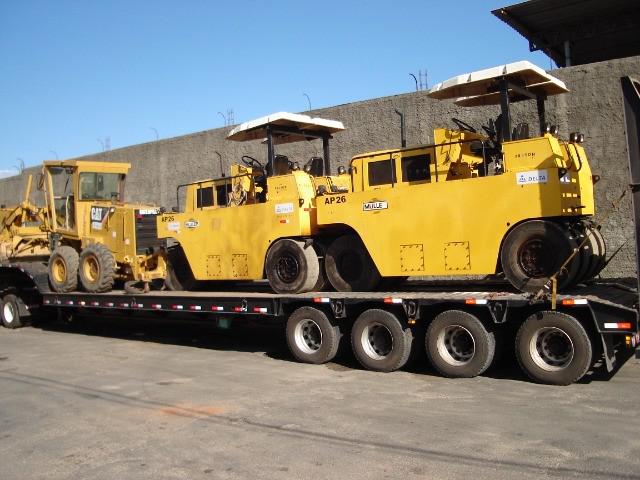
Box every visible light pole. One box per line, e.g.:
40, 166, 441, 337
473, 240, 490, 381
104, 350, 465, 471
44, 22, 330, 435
149, 127, 159, 141
49, 150, 59, 160
218, 111, 227, 126
97, 138, 105, 151
303, 93, 311, 111
409, 73, 418, 91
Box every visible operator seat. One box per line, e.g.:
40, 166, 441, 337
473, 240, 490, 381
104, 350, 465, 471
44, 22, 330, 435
273, 155, 291, 176
306, 157, 324, 177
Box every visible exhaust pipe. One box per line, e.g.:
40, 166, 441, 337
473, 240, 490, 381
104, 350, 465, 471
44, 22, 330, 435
394, 109, 406, 148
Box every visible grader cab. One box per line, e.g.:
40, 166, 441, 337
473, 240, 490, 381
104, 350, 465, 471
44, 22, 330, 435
316, 61, 603, 293
157, 112, 349, 293
43, 160, 166, 293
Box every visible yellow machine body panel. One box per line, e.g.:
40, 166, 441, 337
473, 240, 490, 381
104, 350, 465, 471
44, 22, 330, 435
317, 129, 595, 277
157, 167, 327, 280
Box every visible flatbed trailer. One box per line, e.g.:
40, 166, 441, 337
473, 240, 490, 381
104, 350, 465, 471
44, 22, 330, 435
0, 260, 637, 386
2, 75, 640, 386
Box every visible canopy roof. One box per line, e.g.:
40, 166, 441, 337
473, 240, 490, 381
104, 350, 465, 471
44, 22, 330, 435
427, 61, 568, 105
227, 112, 345, 145
493, 0, 640, 67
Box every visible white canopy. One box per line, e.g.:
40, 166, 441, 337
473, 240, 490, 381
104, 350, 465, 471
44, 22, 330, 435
227, 111, 345, 144
427, 61, 569, 104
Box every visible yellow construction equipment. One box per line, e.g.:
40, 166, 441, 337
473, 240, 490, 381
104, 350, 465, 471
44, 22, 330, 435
41, 160, 167, 293
157, 112, 349, 293
316, 61, 603, 292
158, 62, 603, 294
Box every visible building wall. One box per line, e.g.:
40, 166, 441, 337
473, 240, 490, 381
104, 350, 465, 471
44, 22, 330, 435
2, 56, 639, 278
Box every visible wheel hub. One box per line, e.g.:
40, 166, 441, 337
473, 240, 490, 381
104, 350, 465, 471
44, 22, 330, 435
518, 237, 552, 278
53, 259, 66, 283
530, 327, 574, 371
294, 319, 322, 354
361, 323, 393, 359
276, 253, 300, 284
84, 255, 99, 282
3, 302, 15, 324
437, 325, 475, 365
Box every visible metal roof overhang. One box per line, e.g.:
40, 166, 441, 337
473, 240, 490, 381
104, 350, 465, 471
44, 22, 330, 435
493, 0, 640, 67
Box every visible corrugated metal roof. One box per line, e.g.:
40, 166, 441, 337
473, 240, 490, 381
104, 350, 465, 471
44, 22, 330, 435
493, 0, 640, 67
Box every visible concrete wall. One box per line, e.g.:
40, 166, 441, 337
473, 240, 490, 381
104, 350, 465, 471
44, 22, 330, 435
2, 56, 639, 278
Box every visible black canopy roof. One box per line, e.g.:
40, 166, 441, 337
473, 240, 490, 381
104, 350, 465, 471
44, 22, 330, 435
493, 0, 640, 67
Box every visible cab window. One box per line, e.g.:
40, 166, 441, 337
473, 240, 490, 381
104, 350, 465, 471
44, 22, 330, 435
368, 158, 396, 186
401, 154, 431, 182
79, 173, 123, 201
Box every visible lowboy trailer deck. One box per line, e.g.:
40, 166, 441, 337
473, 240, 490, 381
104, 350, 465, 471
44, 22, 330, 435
0, 260, 637, 386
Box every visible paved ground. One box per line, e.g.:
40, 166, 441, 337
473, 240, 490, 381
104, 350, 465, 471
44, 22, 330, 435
0, 314, 639, 480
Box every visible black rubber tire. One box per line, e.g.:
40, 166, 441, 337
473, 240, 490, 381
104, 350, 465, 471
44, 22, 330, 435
79, 243, 116, 293
48, 246, 79, 293
1, 294, 25, 329
425, 310, 496, 378
124, 281, 149, 294
501, 220, 579, 293
164, 245, 197, 291
265, 239, 320, 294
325, 234, 381, 292
515, 311, 592, 385
588, 226, 607, 278
351, 309, 413, 372
286, 307, 342, 364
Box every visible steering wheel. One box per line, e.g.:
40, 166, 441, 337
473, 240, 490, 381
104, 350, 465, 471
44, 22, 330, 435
241, 155, 263, 169
452, 117, 477, 133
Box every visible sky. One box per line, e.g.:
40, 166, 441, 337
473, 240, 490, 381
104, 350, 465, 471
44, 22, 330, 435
0, 0, 552, 177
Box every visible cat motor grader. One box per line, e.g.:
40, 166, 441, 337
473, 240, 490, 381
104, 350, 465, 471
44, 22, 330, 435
157, 112, 349, 293
315, 61, 604, 293
41, 160, 167, 293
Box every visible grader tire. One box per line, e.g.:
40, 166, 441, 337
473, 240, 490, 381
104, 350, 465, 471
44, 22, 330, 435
325, 234, 381, 292
48, 246, 79, 293
587, 226, 607, 279
501, 220, 579, 293
265, 239, 320, 294
79, 243, 116, 293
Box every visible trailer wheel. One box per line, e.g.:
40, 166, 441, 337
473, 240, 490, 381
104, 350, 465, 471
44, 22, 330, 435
286, 307, 341, 364
1, 294, 24, 329
48, 246, 79, 293
516, 311, 592, 385
325, 234, 381, 292
425, 310, 495, 378
265, 239, 319, 294
79, 243, 116, 293
501, 220, 578, 293
351, 309, 412, 372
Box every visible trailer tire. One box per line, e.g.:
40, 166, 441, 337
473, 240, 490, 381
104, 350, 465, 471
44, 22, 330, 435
286, 307, 341, 364
425, 310, 495, 378
79, 243, 116, 293
501, 220, 578, 293
265, 239, 319, 294
1, 294, 24, 329
351, 309, 412, 372
516, 311, 592, 385
325, 234, 381, 292
164, 245, 197, 291
48, 246, 79, 293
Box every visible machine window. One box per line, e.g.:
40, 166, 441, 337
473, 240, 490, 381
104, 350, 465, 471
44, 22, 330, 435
401, 154, 431, 182
79, 173, 123, 201
216, 184, 231, 206
196, 186, 215, 208
368, 159, 396, 186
